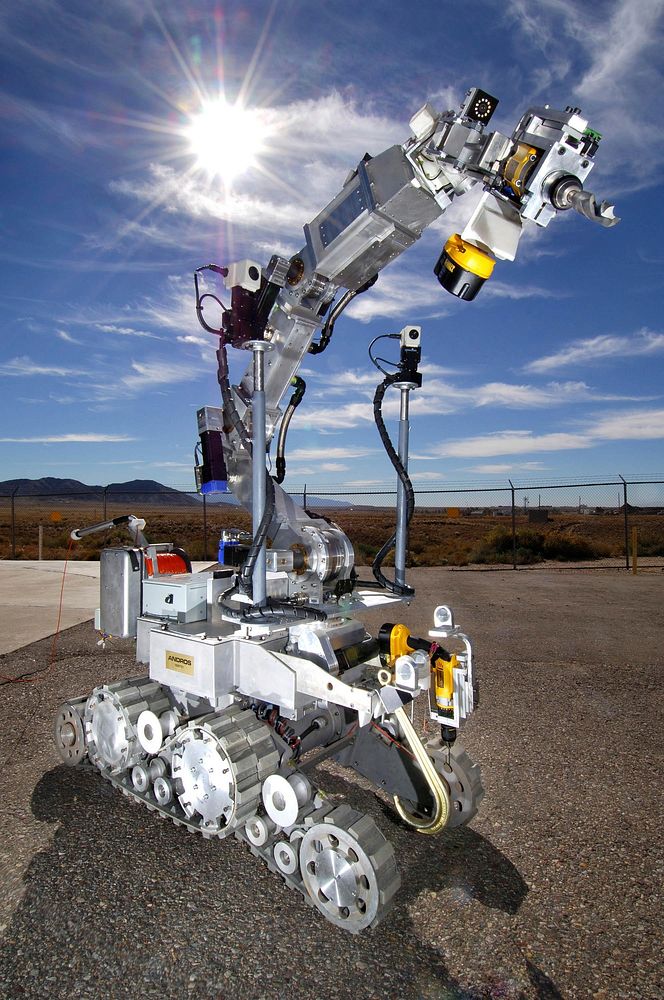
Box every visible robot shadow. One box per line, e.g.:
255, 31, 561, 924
314, 767, 529, 917
0, 766, 561, 1000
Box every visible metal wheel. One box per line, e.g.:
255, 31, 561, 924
170, 708, 279, 835
54, 701, 87, 765
84, 679, 167, 775
299, 805, 400, 932
426, 740, 485, 829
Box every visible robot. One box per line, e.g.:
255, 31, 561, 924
54, 89, 618, 932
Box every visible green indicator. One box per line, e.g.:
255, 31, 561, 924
584, 127, 602, 142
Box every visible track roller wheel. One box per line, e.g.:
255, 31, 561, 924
299, 805, 400, 932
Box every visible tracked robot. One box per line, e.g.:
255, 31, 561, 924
55, 90, 617, 931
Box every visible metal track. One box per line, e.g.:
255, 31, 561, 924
75, 683, 400, 929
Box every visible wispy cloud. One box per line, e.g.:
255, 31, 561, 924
466, 462, 549, 474
296, 402, 374, 431
0, 356, 87, 377
507, 0, 664, 189
301, 374, 646, 430
524, 329, 664, 373
288, 445, 376, 461
56, 329, 81, 345
428, 406, 664, 459
0, 433, 136, 443
434, 430, 590, 459
589, 407, 664, 440
96, 323, 164, 340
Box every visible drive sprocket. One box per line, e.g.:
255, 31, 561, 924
84, 678, 168, 775
170, 707, 279, 835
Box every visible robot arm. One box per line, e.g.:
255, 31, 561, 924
194, 87, 618, 605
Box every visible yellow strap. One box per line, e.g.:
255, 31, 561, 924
392, 707, 450, 835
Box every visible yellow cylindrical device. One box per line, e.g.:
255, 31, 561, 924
434, 234, 495, 301
433, 653, 457, 715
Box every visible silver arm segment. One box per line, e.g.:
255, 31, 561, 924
195, 87, 619, 605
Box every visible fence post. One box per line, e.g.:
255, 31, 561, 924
303, 483, 307, 509
11, 486, 19, 559
103, 485, 108, 520
509, 479, 517, 570
202, 494, 208, 561
619, 475, 629, 569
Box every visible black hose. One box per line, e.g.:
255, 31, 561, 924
371, 379, 415, 597
275, 376, 306, 484
308, 275, 378, 355
239, 472, 275, 597
218, 597, 327, 623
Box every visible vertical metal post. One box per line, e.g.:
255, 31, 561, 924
509, 480, 516, 570
631, 526, 638, 575
395, 383, 412, 589
619, 475, 629, 569
11, 486, 18, 559
202, 494, 208, 562
103, 485, 108, 520
251, 343, 268, 606
38, 525, 43, 561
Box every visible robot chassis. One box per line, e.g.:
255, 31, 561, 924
55, 88, 617, 932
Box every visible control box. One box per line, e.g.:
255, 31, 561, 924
142, 574, 207, 623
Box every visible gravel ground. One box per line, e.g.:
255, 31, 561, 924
0, 567, 662, 1000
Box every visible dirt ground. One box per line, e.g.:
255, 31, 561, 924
0, 567, 662, 999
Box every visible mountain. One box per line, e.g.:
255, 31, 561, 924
0, 476, 97, 496
0, 477, 199, 506
0, 477, 354, 510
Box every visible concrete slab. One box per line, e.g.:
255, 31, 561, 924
0, 560, 216, 655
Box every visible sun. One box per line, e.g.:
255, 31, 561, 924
185, 98, 266, 183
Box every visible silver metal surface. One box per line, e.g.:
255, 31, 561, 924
170, 709, 279, 834
173, 730, 236, 829
84, 681, 155, 774
54, 700, 87, 766
245, 814, 277, 847
299, 805, 400, 932
153, 775, 173, 805
131, 763, 150, 793
251, 342, 268, 605
99, 547, 143, 638
142, 575, 208, 623
273, 840, 299, 875
426, 740, 485, 829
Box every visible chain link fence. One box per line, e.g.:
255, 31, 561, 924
1, 478, 662, 569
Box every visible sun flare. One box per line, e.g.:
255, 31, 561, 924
186, 98, 266, 183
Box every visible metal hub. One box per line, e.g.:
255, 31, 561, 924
54, 702, 86, 765
170, 709, 280, 835
84, 680, 167, 775
314, 848, 357, 909
299, 805, 400, 932
172, 731, 235, 829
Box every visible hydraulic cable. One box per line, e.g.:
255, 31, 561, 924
308, 275, 377, 356
275, 376, 306, 484
239, 472, 275, 597
371, 377, 416, 596
217, 596, 327, 624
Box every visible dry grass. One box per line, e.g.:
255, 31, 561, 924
1, 500, 662, 566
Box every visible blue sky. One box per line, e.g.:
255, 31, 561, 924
1, 0, 663, 492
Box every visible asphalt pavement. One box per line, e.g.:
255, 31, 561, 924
0, 566, 662, 999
